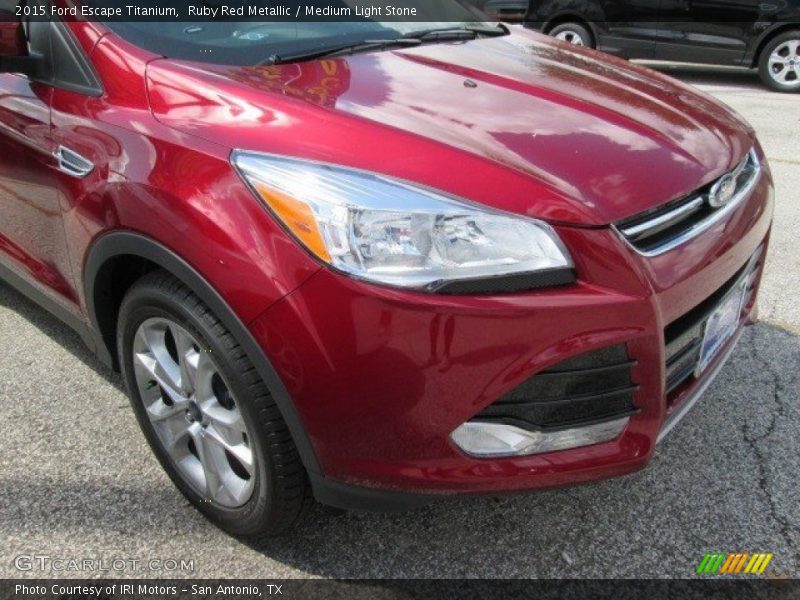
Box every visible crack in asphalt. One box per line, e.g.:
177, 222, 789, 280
767, 157, 800, 166
739, 328, 799, 570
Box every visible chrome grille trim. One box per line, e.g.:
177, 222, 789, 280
615, 149, 762, 257
619, 197, 704, 240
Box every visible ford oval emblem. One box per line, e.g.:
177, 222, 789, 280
708, 174, 738, 208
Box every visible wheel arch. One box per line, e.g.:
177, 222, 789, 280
750, 23, 800, 68
84, 231, 322, 475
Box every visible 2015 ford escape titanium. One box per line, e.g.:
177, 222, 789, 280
0, 4, 774, 537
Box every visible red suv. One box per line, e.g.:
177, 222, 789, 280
0, 6, 774, 537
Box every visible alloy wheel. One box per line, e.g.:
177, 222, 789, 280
554, 30, 586, 46
132, 317, 256, 508
768, 40, 800, 87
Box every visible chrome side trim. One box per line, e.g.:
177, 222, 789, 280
657, 327, 744, 443
616, 149, 761, 257
56, 146, 94, 178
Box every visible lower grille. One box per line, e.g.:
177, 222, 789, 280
664, 247, 763, 398
475, 344, 638, 430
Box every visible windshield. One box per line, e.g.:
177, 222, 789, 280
106, 2, 493, 65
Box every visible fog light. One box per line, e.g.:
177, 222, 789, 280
450, 418, 629, 457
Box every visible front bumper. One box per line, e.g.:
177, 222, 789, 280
249, 169, 774, 503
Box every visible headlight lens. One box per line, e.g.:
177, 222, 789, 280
233, 152, 574, 292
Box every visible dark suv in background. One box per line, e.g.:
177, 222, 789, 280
526, 0, 800, 92
466, 0, 529, 20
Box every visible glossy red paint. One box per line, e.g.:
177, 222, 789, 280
43, 24, 323, 324
146, 26, 754, 226
248, 212, 772, 492
0, 20, 774, 499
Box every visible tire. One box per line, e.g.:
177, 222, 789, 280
758, 30, 800, 93
549, 23, 594, 48
117, 270, 310, 538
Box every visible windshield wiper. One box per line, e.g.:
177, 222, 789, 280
264, 38, 422, 65
262, 24, 509, 66
402, 23, 510, 41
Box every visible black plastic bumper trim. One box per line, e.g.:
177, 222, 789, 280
430, 267, 575, 295
491, 384, 640, 408
309, 473, 438, 512
536, 359, 638, 377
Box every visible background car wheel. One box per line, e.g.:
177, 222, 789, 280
758, 31, 800, 93
549, 23, 594, 48
118, 270, 310, 538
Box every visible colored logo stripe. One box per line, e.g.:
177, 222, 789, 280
720, 553, 748, 574
697, 553, 773, 574
697, 553, 726, 574
745, 553, 773, 574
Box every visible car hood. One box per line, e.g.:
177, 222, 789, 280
146, 29, 755, 226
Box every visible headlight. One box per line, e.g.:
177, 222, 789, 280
232, 152, 574, 293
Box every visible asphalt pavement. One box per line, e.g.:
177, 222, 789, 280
1, 63, 798, 579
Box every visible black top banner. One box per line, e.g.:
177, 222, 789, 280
4, 0, 489, 22
2, 0, 799, 22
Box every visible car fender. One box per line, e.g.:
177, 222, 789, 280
83, 231, 323, 475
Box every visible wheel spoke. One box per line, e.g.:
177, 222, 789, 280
136, 324, 182, 387
160, 413, 192, 460
205, 423, 255, 476
203, 400, 247, 434
134, 351, 186, 406
195, 352, 217, 394
170, 324, 199, 395
189, 423, 223, 502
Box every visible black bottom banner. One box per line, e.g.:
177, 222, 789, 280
4, 579, 800, 600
